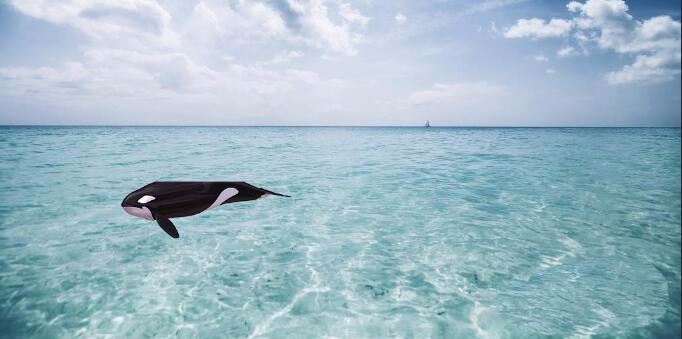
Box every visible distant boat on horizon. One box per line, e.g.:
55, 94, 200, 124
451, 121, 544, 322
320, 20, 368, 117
425, 121, 430, 128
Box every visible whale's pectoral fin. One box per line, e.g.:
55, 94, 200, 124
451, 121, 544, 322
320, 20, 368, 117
155, 215, 179, 238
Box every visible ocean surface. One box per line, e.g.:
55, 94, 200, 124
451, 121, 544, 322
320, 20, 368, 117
0, 126, 680, 338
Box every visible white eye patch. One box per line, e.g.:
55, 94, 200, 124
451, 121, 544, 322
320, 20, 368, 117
137, 195, 156, 204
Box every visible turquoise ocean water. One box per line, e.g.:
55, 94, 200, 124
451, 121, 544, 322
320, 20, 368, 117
0, 126, 680, 338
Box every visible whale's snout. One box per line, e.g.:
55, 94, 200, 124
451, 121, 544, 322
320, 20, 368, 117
122, 206, 153, 220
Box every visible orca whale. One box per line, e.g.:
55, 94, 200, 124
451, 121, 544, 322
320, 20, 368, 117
121, 181, 289, 238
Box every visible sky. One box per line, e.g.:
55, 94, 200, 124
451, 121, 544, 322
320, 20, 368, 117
0, 0, 680, 126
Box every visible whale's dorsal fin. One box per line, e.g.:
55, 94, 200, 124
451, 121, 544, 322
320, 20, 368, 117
155, 215, 179, 238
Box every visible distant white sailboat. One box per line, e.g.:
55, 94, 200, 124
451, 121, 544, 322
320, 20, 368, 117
425, 120, 430, 127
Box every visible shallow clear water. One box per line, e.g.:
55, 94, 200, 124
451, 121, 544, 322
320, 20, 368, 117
0, 127, 680, 338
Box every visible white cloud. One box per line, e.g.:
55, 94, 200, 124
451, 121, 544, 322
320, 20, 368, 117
260, 51, 305, 65
489, 21, 499, 34
0, 48, 342, 99
10, 0, 180, 48
408, 82, 501, 105
245, 2, 289, 35
506, 0, 681, 84
10, 0, 369, 57
181, 1, 291, 47
557, 46, 580, 57
546, 68, 556, 74
0, 50, 218, 96
338, 2, 370, 28
464, 0, 531, 15
287, 0, 370, 55
535, 54, 549, 62
567, 0, 635, 50
504, 18, 573, 38
566, 0, 680, 53
624, 16, 681, 53
395, 13, 407, 25
606, 49, 682, 84
0, 0, 372, 119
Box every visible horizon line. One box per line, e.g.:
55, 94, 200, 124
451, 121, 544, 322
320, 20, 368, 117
0, 124, 680, 128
